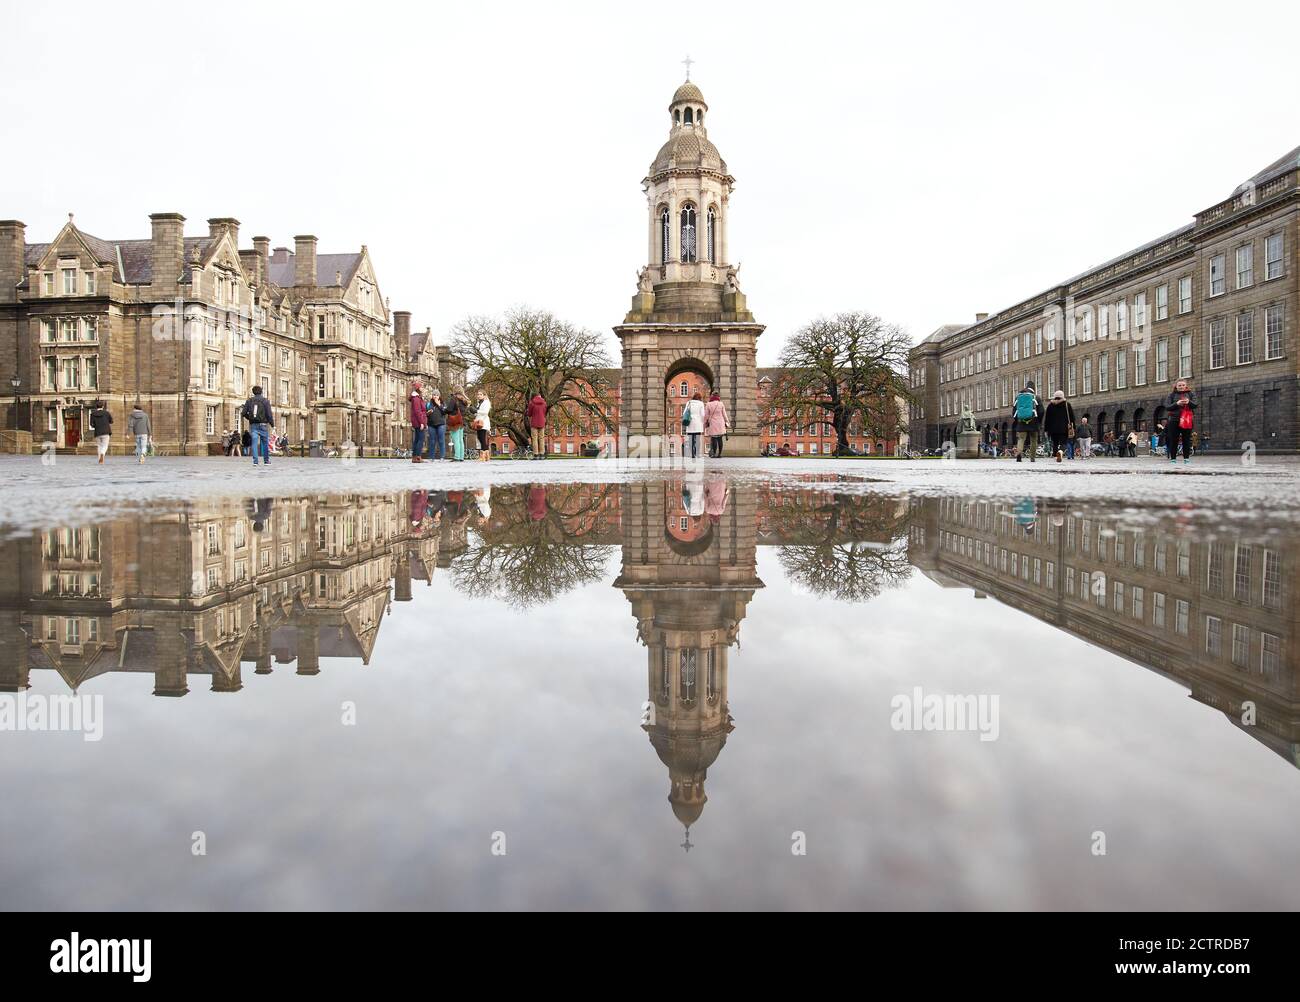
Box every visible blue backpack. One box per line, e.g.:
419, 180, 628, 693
1014, 391, 1037, 422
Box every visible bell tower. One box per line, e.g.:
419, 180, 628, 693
616, 75, 764, 456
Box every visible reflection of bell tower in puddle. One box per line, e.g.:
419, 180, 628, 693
614, 477, 762, 843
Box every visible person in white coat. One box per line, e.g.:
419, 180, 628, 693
474, 389, 493, 462
681, 391, 706, 460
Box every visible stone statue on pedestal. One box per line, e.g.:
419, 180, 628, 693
959, 404, 977, 433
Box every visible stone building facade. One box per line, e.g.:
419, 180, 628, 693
910, 147, 1300, 452
0, 214, 443, 454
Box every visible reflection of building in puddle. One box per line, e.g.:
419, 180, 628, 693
907, 497, 1300, 765
0, 493, 443, 695
618, 480, 761, 842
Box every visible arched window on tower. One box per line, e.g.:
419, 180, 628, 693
679, 649, 697, 707
674, 110, 680, 126
660, 207, 670, 264
680, 205, 697, 263
683, 107, 693, 125
706, 207, 717, 262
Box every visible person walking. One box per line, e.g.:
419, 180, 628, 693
526, 391, 548, 459
1125, 429, 1138, 458
241, 385, 275, 466
703, 392, 729, 459
1011, 380, 1043, 463
1075, 416, 1093, 458
1041, 390, 1076, 463
446, 389, 468, 461
473, 389, 492, 462
425, 388, 447, 461
682, 391, 706, 460
1167, 378, 1197, 464
409, 382, 427, 464
88, 400, 113, 464
128, 403, 152, 463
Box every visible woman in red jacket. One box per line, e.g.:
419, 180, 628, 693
526, 393, 548, 459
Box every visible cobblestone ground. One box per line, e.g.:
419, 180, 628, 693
0, 453, 1297, 531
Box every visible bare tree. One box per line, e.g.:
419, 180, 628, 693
450, 307, 617, 451
765, 311, 913, 456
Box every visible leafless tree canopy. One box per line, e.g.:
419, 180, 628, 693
766, 492, 913, 602
450, 307, 617, 450
766, 311, 914, 455
451, 484, 618, 608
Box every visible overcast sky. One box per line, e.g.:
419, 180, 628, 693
4, 0, 1298, 364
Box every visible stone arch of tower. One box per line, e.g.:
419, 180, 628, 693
662, 351, 717, 388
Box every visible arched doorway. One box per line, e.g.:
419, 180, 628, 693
663, 359, 714, 439
1154, 404, 1167, 430
1133, 407, 1146, 432
1114, 410, 1127, 435
1096, 412, 1109, 442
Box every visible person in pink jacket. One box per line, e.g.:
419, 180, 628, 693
702, 392, 729, 458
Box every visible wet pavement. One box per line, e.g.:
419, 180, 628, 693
1, 466, 1298, 909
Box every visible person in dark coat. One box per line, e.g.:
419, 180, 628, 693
425, 388, 447, 461
1166, 379, 1197, 464
241, 386, 275, 465
1041, 390, 1076, 463
88, 400, 113, 464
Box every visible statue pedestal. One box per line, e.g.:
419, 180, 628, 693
722, 290, 753, 322
625, 292, 656, 323
957, 430, 981, 459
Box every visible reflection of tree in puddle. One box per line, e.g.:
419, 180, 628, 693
762, 490, 913, 602
450, 484, 620, 609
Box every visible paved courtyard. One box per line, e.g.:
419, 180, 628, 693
1, 454, 1297, 532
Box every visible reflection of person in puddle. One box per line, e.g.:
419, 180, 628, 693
681, 473, 705, 518
704, 474, 729, 522
475, 486, 492, 519
527, 485, 547, 522
246, 497, 273, 533
1013, 497, 1037, 534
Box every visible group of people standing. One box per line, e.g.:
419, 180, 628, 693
680, 391, 731, 459
408, 382, 491, 463
1006, 378, 1199, 465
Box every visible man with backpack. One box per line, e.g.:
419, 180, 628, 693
1011, 380, 1043, 463
241, 385, 275, 466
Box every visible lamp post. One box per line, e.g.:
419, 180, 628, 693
9, 375, 20, 431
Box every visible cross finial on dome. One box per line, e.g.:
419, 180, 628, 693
682, 54, 694, 80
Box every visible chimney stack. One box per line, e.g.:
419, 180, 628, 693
393, 310, 412, 344
149, 213, 186, 292
976, 312, 989, 323
207, 217, 240, 246
294, 235, 317, 287
0, 220, 25, 304
271, 246, 291, 265
251, 236, 270, 286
